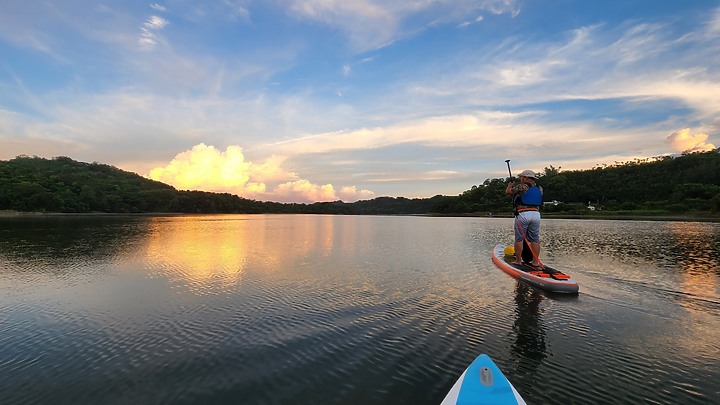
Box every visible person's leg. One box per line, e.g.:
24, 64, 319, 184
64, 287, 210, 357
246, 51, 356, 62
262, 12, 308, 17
513, 240, 524, 264
525, 212, 542, 266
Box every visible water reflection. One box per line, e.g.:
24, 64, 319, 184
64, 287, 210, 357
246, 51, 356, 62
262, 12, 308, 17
666, 221, 720, 277
0, 216, 147, 276
510, 282, 547, 362
661, 222, 720, 311
140, 215, 367, 294
662, 222, 720, 360
1, 215, 719, 404
143, 216, 252, 293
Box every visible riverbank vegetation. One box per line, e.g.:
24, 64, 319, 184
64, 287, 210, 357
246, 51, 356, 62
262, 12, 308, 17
1, 150, 718, 217
431, 150, 720, 217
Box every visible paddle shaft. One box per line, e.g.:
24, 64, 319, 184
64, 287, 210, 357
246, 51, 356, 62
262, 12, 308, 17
505, 160, 513, 181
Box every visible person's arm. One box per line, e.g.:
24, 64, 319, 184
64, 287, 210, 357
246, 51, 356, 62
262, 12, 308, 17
505, 182, 514, 195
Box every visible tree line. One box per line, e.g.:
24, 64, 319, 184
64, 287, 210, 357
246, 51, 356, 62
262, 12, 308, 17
1, 151, 719, 216
431, 150, 720, 215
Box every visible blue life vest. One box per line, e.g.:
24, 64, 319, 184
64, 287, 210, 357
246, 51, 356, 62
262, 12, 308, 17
515, 185, 542, 207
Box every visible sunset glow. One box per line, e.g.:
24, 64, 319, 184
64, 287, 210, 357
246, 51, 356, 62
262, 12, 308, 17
666, 129, 716, 154
144, 216, 250, 293
147, 144, 375, 203
141, 215, 361, 293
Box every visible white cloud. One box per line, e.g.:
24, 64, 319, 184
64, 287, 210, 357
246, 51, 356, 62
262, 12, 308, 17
709, 7, 720, 34
273, 180, 336, 202
289, 0, 396, 51
363, 170, 460, 183
266, 112, 550, 155
403, 16, 720, 129
339, 186, 375, 201
458, 14, 484, 28
629, 80, 720, 122
666, 128, 716, 153
496, 58, 567, 86
150, 3, 166, 12
147, 144, 375, 203
221, 0, 251, 21
273, 181, 376, 204
145, 15, 169, 29
139, 15, 168, 49
285, 0, 519, 51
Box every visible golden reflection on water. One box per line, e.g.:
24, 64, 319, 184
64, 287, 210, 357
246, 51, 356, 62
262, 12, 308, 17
665, 222, 719, 300
144, 216, 254, 293
664, 222, 720, 358
141, 215, 363, 294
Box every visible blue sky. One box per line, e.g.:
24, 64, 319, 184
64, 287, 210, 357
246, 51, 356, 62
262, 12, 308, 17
1, 1, 719, 203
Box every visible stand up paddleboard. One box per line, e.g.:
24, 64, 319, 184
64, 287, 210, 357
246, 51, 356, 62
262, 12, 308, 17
441, 354, 526, 405
491, 243, 579, 294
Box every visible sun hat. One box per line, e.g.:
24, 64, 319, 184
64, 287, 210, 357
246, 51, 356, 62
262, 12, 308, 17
519, 169, 537, 179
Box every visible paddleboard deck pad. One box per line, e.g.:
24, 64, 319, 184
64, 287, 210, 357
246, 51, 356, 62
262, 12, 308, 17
441, 354, 526, 405
491, 243, 579, 294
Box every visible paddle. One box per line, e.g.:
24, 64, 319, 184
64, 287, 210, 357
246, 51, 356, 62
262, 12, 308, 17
505, 159, 513, 181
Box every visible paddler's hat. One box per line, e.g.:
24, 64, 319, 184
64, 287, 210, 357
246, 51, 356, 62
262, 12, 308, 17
519, 169, 537, 179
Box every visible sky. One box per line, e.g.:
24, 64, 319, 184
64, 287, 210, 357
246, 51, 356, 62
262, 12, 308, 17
1, 0, 719, 203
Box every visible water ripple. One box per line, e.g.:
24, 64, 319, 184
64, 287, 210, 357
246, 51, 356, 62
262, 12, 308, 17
1, 216, 718, 404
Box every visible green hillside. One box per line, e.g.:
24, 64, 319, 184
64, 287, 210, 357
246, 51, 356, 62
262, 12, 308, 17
1, 151, 719, 216
431, 150, 720, 216
0, 156, 435, 215
0, 156, 266, 213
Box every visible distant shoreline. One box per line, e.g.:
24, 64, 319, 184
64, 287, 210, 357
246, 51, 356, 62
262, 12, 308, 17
2, 210, 719, 222
0, 211, 185, 218
430, 212, 720, 222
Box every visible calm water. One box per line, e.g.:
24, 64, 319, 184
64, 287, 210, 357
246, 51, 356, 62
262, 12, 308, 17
1, 215, 718, 404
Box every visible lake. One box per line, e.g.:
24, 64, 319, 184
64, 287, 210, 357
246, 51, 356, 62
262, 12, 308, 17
1, 214, 718, 404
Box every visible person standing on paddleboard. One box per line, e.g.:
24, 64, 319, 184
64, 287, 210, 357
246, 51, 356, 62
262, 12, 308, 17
505, 170, 543, 268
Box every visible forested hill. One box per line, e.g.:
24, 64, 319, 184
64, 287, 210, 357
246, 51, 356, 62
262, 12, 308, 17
1, 151, 719, 215
431, 150, 720, 215
0, 156, 254, 213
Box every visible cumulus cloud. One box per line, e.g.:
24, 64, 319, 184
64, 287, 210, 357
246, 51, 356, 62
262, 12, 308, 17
273, 181, 376, 203
274, 180, 336, 202
147, 143, 375, 203
666, 128, 716, 153
339, 186, 376, 201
